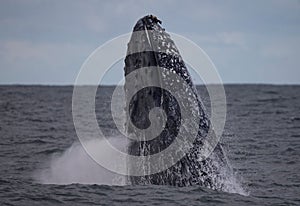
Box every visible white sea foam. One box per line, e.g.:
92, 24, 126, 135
36, 137, 128, 185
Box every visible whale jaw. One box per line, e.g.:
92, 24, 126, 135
124, 15, 229, 189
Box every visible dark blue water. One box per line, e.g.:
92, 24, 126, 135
0, 85, 299, 205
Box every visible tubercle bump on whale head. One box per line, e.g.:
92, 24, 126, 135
147, 14, 162, 24
133, 14, 163, 31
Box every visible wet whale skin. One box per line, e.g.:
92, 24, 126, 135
124, 15, 228, 189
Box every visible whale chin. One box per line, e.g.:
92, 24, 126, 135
124, 15, 229, 189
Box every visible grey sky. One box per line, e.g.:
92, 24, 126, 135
0, 0, 299, 85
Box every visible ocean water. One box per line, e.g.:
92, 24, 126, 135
0, 85, 299, 205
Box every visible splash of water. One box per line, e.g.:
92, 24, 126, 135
210, 153, 249, 196
35, 136, 248, 195
36, 137, 128, 186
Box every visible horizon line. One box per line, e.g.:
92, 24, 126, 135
0, 83, 299, 86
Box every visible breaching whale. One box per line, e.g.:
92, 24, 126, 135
124, 15, 229, 189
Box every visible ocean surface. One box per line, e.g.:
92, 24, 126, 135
0, 85, 299, 205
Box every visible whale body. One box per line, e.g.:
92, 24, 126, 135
124, 15, 229, 189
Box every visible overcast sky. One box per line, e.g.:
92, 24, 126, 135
0, 0, 299, 85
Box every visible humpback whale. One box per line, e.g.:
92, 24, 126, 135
124, 15, 229, 189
